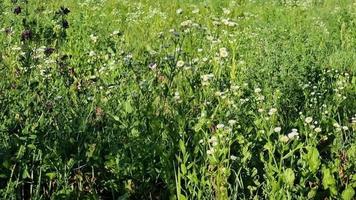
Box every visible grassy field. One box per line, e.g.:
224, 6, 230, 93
0, 0, 355, 199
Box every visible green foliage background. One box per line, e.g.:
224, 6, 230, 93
0, 0, 355, 199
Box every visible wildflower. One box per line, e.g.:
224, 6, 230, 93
258, 108, 264, 113
216, 124, 225, 129
90, 34, 98, 43
148, 63, 157, 70
342, 126, 348, 130
274, 127, 281, 133
314, 127, 322, 133
333, 123, 340, 128
258, 96, 265, 101
112, 30, 122, 36
180, 20, 193, 27
254, 88, 262, 93
174, 91, 180, 100
44, 47, 55, 56
57, 6, 70, 15
207, 148, 215, 155
62, 19, 69, 29
176, 60, 185, 67
215, 91, 223, 96
21, 30, 32, 41
228, 120, 237, 125
192, 8, 199, 14
231, 85, 239, 90
202, 74, 214, 82
287, 129, 299, 140
219, 47, 229, 58
230, 155, 237, 161
89, 51, 96, 57
223, 8, 231, 15
268, 108, 277, 116
305, 117, 313, 124
176, 8, 183, 14
13, 6, 21, 15
208, 136, 217, 143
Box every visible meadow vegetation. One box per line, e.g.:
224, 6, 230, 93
0, 0, 355, 199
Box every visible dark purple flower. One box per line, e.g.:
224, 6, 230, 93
4, 27, 13, 35
61, 19, 69, 29
13, 6, 21, 15
21, 30, 32, 41
44, 47, 55, 56
60, 6, 70, 15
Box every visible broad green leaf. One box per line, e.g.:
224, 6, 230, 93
306, 147, 320, 173
342, 186, 355, 200
322, 167, 337, 196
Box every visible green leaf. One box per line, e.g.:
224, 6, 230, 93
22, 166, 30, 179
342, 186, 355, 200
179, 139, 186, 155
180, 164, 187, 175
322, 167, 337, 196
283, 168, 295, 187
305, 147, 320, 173
46, 172, 57, 180
307, 189, 317, 199
123, 100, 133, 114
178, 194, 187, 200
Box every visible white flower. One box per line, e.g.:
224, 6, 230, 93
174, 91, 180, 100
228, 120, 237, 125
215, 91, 223, 96
223, 8, 231, 15
148, 63, 157, 70
288, 129, 299, 139
333, 123, 340, 128
216, 124, 225, 129
314, 127, 322, 133
176, 8, 183, 14
258, 108, 264, 113
208, 136, 217, 143
230, 155, 237, 161
192, 8, 199, 14
254, 88, 262, 93
305, 117, 313, 124
176, 60, 185, 67
268, 108, 277, 115
231, 85, 240, 90
207, 149, 214, 155
219, 48, 229, 58
89, 51, 96, 57
180, 20, 193, 27
274, 127, 281, 133
90, 34, 98, 43
342, 126, 349, 130
258, 96, 265, 101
